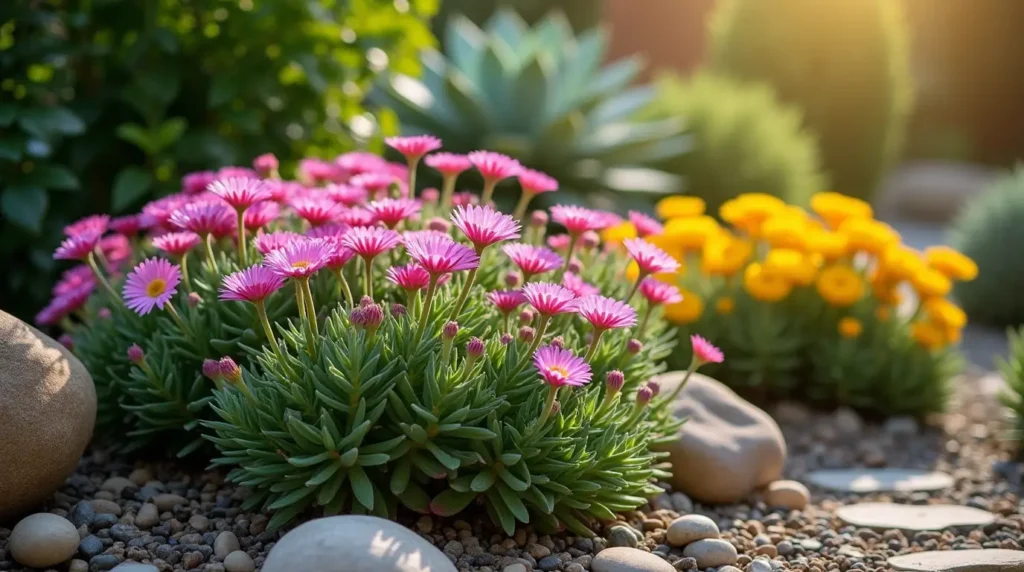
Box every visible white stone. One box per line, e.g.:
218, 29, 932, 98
837, 503, 995, 531
682, 538, 738, 567
807, 469, 953, 492
214, 531, 241, 559
502, 565, 528, 572
262, 515, 456, 572
591, 547, 675, 572
9, 513, 80, 568
666, 515, 719, 547
224, 550, 256, 572
888, 549, 1024, 571
764, 480, 809, 510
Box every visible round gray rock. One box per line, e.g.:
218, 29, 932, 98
214, 531, 241, 559
262, 515, 456, 572
888, 549, 1024, 571
591, 547, 675, 572
666, 514, 719, 547
111, 564, 159, 572
681, 538, 738, 567
224, 550, 256, 572
9, 513, 79, 568
806, 469, 953, 492
837, 503, 995, 531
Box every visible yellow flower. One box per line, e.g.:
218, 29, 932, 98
761, 210, 813, 251
602, 221, 637, 245
811, 191, 874, 229
838, 218, 900, 255
765, 248, 817, 285
702, 235, 753, 277
911, 320, 946, 350
743, 263, 792, 302
720, 193, 786, 236
656, 196, 706, 220
664, 289, 704, 325
807, 229, 849, 261
715, 296, 735, 315
875, 306, 891, 321
838, 317, 863, 338
626, 259, 680, 283
880, 246, 926, 281
910, 267, 952, 298
925, 246, 979, 281
945, 325, 963, 345
816, 264, 865, 307
923, 297, 967, 329
663, 216, 721, 251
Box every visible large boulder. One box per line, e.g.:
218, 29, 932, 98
652, 372, 786, 503
0, 310, 96, 521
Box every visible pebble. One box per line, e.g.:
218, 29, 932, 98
591, 547, 675, 572
90, 499, 122, 516
806, 468, 953, 492
682, 538, 738, 567
9, 513, 79, 568
670, 492, 694, 514
91, 513, 119, 530
608, 525, 640, 548
127, 468, 154, 486
836, 502, 996, 531
70, 501, 97, 528
537, 554, 562, 570
666, 514, 720, 547
746, 560, 773, 572
182, 551, 204, 569
110, 565, 159, 572
888, 548, 1024, 571
833, 406, 863, 435
78, 535, 104, 559
151, 493, 187, 512
763, 480, 809, 510
224, 550, 256, 572
110, 523, 141, 542
503, 565, 528, 572
134, 503, 159, 529
188, 514, 210, 531
528, 543, 551, 559
101, 477, 135, 494
214, 531, 241, 559
90, 554, 123, 570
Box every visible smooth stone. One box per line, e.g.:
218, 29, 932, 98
666, 515, 719, 547
880, 160, 1000, 222
134, 503, 159, 529
503, 565, 528, 572
591, 547, 675, 572
101, 477, 135, 494
9, 513, 80, 568
837, 503, 995, 531
764, 480, 810, 510
807, 469, 953, 492
70, 501, 96, 528
128, 468, 154, 486
78, 535, 104, 559
608, 525, 639, 548
224, 550, 256, 572
888, 549, 1024, 571
110, 565, 159, 572
262, 515, 456, 572
214, 531, 241, 559
151, 493, 187, 511
70, 559, 89, 572
681, 538, 738, 567
90, 499, 122, 516
652, 372, 786, 503
0, 311, 96, 521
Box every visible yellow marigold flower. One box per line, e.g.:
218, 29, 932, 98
870, 276, 901, 306
911, 320, 946, 350
945, 325, 962, 345
761, 212, 811, 251
664, 289, 704, 325
923, 297, 967, 329
838, 218, 900, 255
664, 215, 720, 251
910, 267, 952, 298
765, 248, 817, 285
880, 246, 926, 281
715, 296, 735, 315
838, 317, 863, 338
656, 196, 706, 220
875, 306, 891, 321
702, 235, 753, 277
807, 229, 849, 261
743, 263, 792, 302
816, 264, 865, 307
811, 191, 874, 229
602, 221, 637, 245
625, 260, 681, 284
925, 246, 979, 281
720, 193, 786, 236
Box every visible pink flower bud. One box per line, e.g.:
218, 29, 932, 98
605, 370, 625, 393
549, 336, 565, 349
253, 153, 279, 175
98, 308, 112, 320
627, 339, 643, 355
500, 333, 514, 345
504, 271, 521, 288
202, 359, 222, 380
391, 303, 407, 317
58, 334, 74, 350
187, 292, 202, 307
580, 231, 600, 250
421, 188, 440, 204
636, 385, 653, 406
443, 321, 459, 339
362, 303, 384, 328
518, 326, 535, 343
427, 217, 451, 233
530, 210, 548, 228
519, 309, 535, 324
219, 357, 242, 383
567, 258, 583, 274
360, 295, 374, 307
466, 337, 485, 357
349, 307, 366, 326
127, 344, 145, 364
646, 380, 660, 397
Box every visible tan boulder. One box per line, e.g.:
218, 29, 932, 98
652, 372, 786, 504
0, 310, 96, 521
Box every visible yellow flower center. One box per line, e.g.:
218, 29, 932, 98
146, 279, 167, 298
292, 260, 310, 269
548, 365, 569, 377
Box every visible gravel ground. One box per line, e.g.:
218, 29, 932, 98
0, 368, 1021, 572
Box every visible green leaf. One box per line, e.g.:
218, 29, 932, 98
446, 16, 485, 84
18, 106, 85, 137
111, 167, 152, 212
22, 163, 79, 191
349, 465, 374, 510
470, 471, 495, 492
429, 489, 476, 516
1, 185, 48, 233
0, 104, 17, 127
153, 118, 187, 151
267, 483, 315, 510
116, 123, 152, 153
208, 75, 238, 108
0, 136, 23, 161
443, 426, 496, 439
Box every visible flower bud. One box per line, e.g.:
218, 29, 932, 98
567, 258, 583, 274
219, 357, 242, 384
636, 385, 653, 406
360, 295, 375, 307
443, 321, 459, 339
427, 217, 451, 233
519, 308, 535, 324
349, 307, 366, 327
466, 337, 485, 358
362, 303, 384, 329
518, 326, 535, 343
202, 359, 222, 380
500, 333, 514, 345
421, 187, 440, 204
58, 334, 74, 350
187, 292, 202, 307
581, 230, 600, 250
127, 344, 145, 364
627, 338, 643, 355
646, 380, 660, 397
530, 210, 549, 228
549, 336, 565, 349
504, 271, 521, 288
605, 370, 625, 393
390, 303, 407, 317
253, 153, 279, 176
98, 308, 112, 320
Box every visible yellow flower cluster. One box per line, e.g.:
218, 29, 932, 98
605, 192, 979, 351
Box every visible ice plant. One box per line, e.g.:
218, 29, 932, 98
243, 202, 280, 231
425, 152, 472, 211
534, 344, 592, 424
514, 168, 558, 220
254, 231, 302, 255
488, 290, 528, 329
264, 238, 332, 350
368, 198, 421, 229
290, 196, 343, 227
576, 295, 638, 359
624, 238, 681, 300
503, 243, 563, 280
551, 205, 612, 277
628, 211, 664, 238
449, 205, 521, 318
386, 135, 442, 198
404, 232, 479, 344
387, 264, 431, 301
468, 150, 522, 204
65, 214, 109, 237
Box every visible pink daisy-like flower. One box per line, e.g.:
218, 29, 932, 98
243, 201, 280, 230
503, 243, 563, 277
35, 283, 94, 325
576, 295, 637, 331
387, 264, 431, 291
639, 277, 683, 305
253, 153, 278, 176
624, 238, 681, 275
341, 226, 402, 260
152, 231, 201, 257
324, 183, 369, 206
123, 257, 181, 315
451, 192, 478, 207
264, 180, 304, 203
99, 234, 131, 269
290, 196, 343, 227
518, 169, 558, 195
562, 272, 600, 298
263, 238, 332, 279
350, 172, 398, 195
550, 205, 609, 235
487, 290, 528, 315
320, 236, 356, 270
182, 171, 216, 194
403, 229, 453, 244
53, 265, 95, 296
253, 230, 303, 255
468, 151, 522, 182
220, 265, 285, 303
169, 201, 236, 238
336, 151, 389, 176
451, 205, 521, 251
533, 345, 592, 388
522, 282, 579, 316
403, 232, 479, 276
109, 215, 145, 236
209, 177, 272, 210
142, 193, 191, 226
216, 166, 259, 181
691, 334, 724, 365
628, 211, 663, 238
54, 231, 101, 261
297, 158, 342, 184
65, 214, 109, 237
386, 135, 442, 161
546, 234, 571, 252
368, 198, 421, 229
337, 207, 377, 227
425, 153, 472, 177
306, 222, 351, 240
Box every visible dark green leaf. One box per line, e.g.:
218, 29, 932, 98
18, 107, 85, 137
1, 185, 47, 233
22, 163, 79, 191
429, 489, 476, 516
111, 167, 152, 212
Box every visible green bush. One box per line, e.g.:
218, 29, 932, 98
1000, 328, 1024, 449
640, 72, 825, 215
0, 0, 436, 322
708, 0, 912, 202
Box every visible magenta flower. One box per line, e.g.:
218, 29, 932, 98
403, 232, 479, 276
263, 238, 332, 279
387, 264, 431, 291
550, 205, 609, 235
35, 283, 94, 325
576, 295, 637, 331
253, 153, 279, 176
290, 196, 343, 227
169, 201, 236, 238
546, 234, 571, 252
624, 238, 681, 275
518, 169, 558, 195
209, 177, 272, 210
298, 158, 342, 184
639, 277, 683, 305
53, 265, 95, 296
143, 194, 191, 226
503, 243, 562, 277
183, 171, 216, 194
264, 180, 304, 202
451, 205, 521, 251
386, 135, 442, 161
562, 272, 600, 298
351, 172, 398, 195
216, 166, 259, 181
628, 211, 664, 238
321, 236, 356, 270
336, 151, 389, 176
338, 207, 377, 227
325, 184, 369, 206
254, 230, 303, 255
487, 290, 528, 315
452, 192, 478, 207
533, 345, 592, 388
243, 201, 280, 230
468, 151, 522, 182
403, 230, 453, 244
341, 226, 401, 260
691, 334, 724, 365
306, 222, 351, 240
123, 257, 182, 315
54, 231, 101, 261
368, 198, 421, 228
522, 282, 579, 316
109, 215, 146, 236
425, 153, 472, 176
220, 265, 286, 303
152, 231, 201, 257
65, 214, 109, 237
100, 235, 132, 269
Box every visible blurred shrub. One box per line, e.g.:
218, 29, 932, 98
433, 0, 603, 35
640, 72, 825, 216
0, 0, 436, 321
708, 0, 913, 202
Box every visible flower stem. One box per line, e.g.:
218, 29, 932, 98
180, 252, 193, 293
236, 210, 247, 265
637, 304, 654, 340
295, 281, 316, 356
624, 272, 646, 304
412, 276, 439, 347
165, 303, 190, 340
302, 278, 319, 339
363, 256, 374, 300
449, 267, 478, 321
87, 252, 121, 304
439, 175, 457, 213
584, 328, 605, 362
512, 315, 549, 375
537, 384, 558, 426
204, 234, 217, 270
556, 234, 579, 282
662, 360, 698, 405
407, 157, 420, 198
512, 190, 534, 221
334, 269, 353, 308
481, 179, 498, 205
255, 300, 289, 373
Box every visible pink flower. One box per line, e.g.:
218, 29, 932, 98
254, 230, 303, 254
54, 231, 101, 261
336, 151, 389, 176
338, 207, 377, 227
403, 230, 453, 244
341, 226, 401, 260
216, 166, 259, 181
452, 192, 478, 207
546, 234, 571, 251
306, 222, 351, 239
468, 151, 522, 182
562, 272, 600, 298
425, 153, 472, 177
550, 205, 609, 235
123, 257, 181, 315
264, 180, 304, 202
403, 232, 479, 276
503, 243, 563, 277
169, 201, 236, 238
387, 264, 431, 291
243, 201, 280, 230
35, 284, 93, 325
253, 153, 279, 176
209, 177, 272, 210
351, 172, 398, 195
386, 135, 442, 161
53, 265, 95, 296
321, 236, 356, 270
100, 235, 131, 269
518, 169, 558, 195
263, 238, 332, 279
629, 211, 663, 238
691, 334, 724, 365
324, 184, 369, 206
487, 290, 528, 315
624, 238, 680, 275
639, 277, 683, 305
451, 205, 521, 251
290, 196, 343, 227
109, 215, 145, 236
220, 265, 286, 303
152, 231, 201, 257
143, 194, 191, 226
65, 214, 109, 237
533, 345, 592, 388
576, 295, 637, 331
298, 158, 342, 184
522, 282, 579, 316
368, 198, 421, 228
182, 171, 216, 194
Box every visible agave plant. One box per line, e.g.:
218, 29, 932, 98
372, 9, 689, 205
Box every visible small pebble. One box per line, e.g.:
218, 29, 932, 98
223, 550, 255, 572
667, 515, 720, 547
214, 531, 241, 559
682, 538, 738, 567
152, 494, 187, 512
9, 513, 79, 568
608, 525, 639, 548
90, 499, 122, 516
764, 480, 809, 510
128, 468, 154, 486
134, 504, 159, 529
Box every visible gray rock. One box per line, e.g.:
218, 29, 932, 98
70, 559, 89, 572
670, 492, 693, 514
9, 513, 80, 568
128, 468, 154, 486
591, 547, 675, 572
90, 554, 123, 571
90, 499, 122, 516
747, 559, 773, 572
223, 550, 256, 572
110, 565, 159, 572
879, 160, 1000, 223
537, 555, 561, 570
888, 549, 1024, 571
151, 494, 187, 512
71, 501, 97, 528
681, 538, 738, 568
134, 503, 159, 529
608, 525, 639, 548
666, 515, 719, 547
503, 565, 528, 572
806, 469, 953, 492
837, 502, 996, 531
78, 535, 104, 559
101, 477, 135, 494
214, 531, 241, 559
91, 513, 119, 531
110, 523, 141, 543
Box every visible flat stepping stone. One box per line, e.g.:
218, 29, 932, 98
889, 549, 1024, 571
837, 503, 995, 531
807, 469, 953, 492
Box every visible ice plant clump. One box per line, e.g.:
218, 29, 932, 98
50, 142, 723, 534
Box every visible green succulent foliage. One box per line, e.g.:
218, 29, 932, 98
950, 167, 1024, 327
640, 73, 826, 216
372, 9, 690, 206
708, 0, 913, 202
998, 327, 1024, 448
